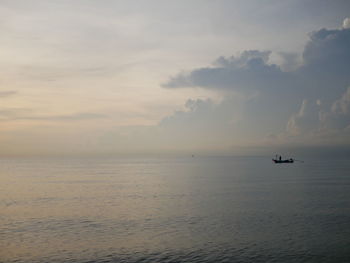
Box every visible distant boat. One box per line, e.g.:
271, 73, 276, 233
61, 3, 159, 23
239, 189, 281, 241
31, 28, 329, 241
272, 158, 294, 163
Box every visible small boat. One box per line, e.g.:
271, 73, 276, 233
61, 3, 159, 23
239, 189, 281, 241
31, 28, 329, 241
272, 158, 294, 163
272, 155, 294, 163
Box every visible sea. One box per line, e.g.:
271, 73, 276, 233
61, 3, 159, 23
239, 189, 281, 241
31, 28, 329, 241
1, 156, 350, 263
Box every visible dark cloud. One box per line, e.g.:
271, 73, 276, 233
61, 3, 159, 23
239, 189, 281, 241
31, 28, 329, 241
164, 25, 350, 97
162, 21, 350, 146
163, 50, 290, 93
298, 27, 350, 103
303, 27, 350, 69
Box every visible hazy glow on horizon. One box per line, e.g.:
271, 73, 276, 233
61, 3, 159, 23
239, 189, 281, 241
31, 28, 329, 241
1, 0, 350, 156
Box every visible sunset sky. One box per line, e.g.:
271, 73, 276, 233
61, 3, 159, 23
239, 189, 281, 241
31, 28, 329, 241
1, 0, 350, 156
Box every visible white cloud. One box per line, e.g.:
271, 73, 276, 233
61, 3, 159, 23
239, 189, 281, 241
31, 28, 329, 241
343, 17, 350, 29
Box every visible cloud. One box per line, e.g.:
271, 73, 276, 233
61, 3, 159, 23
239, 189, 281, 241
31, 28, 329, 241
163, 50, 289, 93
0, 108, 29, 120
97, 97, 246, 154
159, 97, 240, 135
285, 87, 350, 146
276, 52, 302, 72
161, 20, 350, 148
25, 112, 107, 121
332, 87, 350, 115
164, 25, 350, 101
322, 87, 350, 130
0, 90, 17, 97
343, 17, 350, 29
0, 112, 106, 122
286, 99, 321, 136
302, 26, 350, 74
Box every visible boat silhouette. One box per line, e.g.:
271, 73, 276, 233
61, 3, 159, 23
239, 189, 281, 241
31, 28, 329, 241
273, 155, 294, 163
272, 158, 294, 163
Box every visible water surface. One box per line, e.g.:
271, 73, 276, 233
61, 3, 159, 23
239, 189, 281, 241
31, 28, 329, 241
1, 156, 350, 262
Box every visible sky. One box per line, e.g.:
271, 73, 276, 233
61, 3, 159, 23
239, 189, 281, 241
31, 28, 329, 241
0, 0, 350, 156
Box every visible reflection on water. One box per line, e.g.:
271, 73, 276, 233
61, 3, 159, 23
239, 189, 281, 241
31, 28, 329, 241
1, 156, 350, 262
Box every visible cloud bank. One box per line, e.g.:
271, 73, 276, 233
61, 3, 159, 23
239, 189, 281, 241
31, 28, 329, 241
161, 18, 350, 150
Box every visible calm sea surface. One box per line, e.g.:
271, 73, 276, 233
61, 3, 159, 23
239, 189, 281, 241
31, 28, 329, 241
1, 156, 350, 262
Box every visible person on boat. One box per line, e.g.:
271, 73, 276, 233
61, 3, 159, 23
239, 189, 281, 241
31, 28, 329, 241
279, 155, 282, 161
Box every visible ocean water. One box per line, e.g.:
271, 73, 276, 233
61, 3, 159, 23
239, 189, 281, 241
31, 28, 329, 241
1, 156, 350, 263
